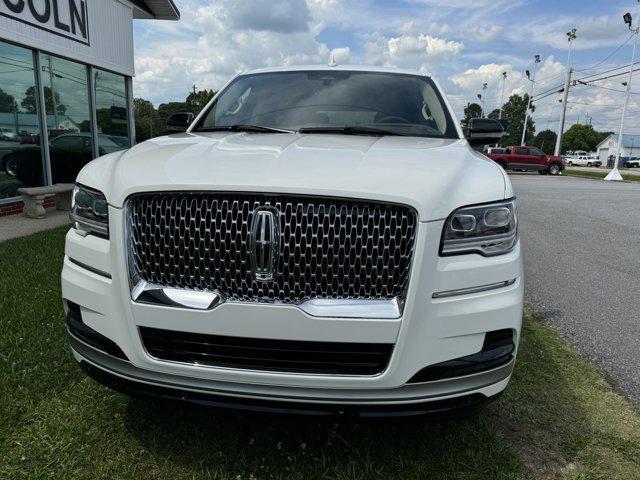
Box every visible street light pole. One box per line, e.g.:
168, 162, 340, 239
482, 82, 487, 117
606, 2, 640, 181
521, 55, 541, 146
554, 28, 577, 157
499, 71, 507, 119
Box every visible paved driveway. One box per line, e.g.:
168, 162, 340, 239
511, 173, 640, 405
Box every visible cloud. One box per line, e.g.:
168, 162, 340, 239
447, 56, 566, 114
133, 0, 339, 104
364, 32, 463, 70
515, 14, 629, 50
225, 0, 312, 33
330, 46, 350, 63
467, 24, 502, 43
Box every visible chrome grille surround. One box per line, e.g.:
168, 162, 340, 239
126, 192, 417, 306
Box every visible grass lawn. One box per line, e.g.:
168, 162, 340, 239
563, 168, 640, 182
2, 226, 640, 479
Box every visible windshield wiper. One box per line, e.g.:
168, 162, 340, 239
195, 124, 295, 133
298, 126, 406, 136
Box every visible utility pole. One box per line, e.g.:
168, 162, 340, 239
499, 71, 507, 119
477, 93, 484, 118
521, 54, 541, 146
48, 56, 60, 129
191, 84, 198, 114
554, 28, 577, 157
606, 2, 640, 181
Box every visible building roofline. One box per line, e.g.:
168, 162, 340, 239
130, 0, 180, 20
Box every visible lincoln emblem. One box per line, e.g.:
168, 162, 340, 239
249, 207, 280, 282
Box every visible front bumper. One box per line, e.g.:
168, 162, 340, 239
61, 207, 523, 410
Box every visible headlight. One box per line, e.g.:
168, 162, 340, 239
441, 198, 517, 256
70, 184, 109, 238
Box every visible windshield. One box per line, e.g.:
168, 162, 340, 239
194, 70, 459, 139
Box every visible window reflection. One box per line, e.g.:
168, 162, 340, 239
39, 53, 93, 184
0, 41, 44, 199
94, 68, 130, 155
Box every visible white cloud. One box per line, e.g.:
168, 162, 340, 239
330, 46, 350, 64
467, 24, 502, 43
133, 0, 336, 103
364, 32, 463, 71
515, 14, 628, 50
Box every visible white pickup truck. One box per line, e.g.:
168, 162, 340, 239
62, 65, 523, 418
565, 155, 601, 167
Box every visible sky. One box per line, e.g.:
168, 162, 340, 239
132, 0, 640, 135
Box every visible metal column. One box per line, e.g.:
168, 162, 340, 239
33, 50, 52, 186
87, 65, 100, 160
126, 76, 136, 146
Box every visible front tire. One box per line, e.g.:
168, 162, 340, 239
587, 162, 592, 167
567, 161, 573, 166
548, 163, 561, 176
4, 155, 17, 177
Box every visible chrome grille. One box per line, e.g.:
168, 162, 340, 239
127, 193, 417, 304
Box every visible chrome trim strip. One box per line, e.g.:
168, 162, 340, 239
298, 298, 401, 319
68, 257, 112, 279
131, 280, 223, 311
69, 332, 514, 404
432, 279, 517, 299
130, 279, 402, 318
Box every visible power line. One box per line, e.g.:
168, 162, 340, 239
574, 33, 635, 73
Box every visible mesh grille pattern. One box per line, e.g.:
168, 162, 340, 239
127, 193, 417, 304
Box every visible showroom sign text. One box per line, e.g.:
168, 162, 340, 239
0, 0, 89, 45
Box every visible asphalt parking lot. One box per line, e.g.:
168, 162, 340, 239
511, 172, 640, 405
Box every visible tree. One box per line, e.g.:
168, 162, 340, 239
561, 124, 610, 154
498, 93, 535, 146
0, 88, 15, 113
186, 88, 216, 115
462, 102, 482, 133
21, 86, 66, 115
487, 109, 500, 120
133, 97, 160, 143
532, 129, 557, 155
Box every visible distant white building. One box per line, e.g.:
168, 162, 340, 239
596, 134, 640, 167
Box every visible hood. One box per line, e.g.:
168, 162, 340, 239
79, 132, 509, 221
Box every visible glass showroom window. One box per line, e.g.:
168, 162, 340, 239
39, 53, 93, 184
0, 41, 45, 199
93, 68, 130, 155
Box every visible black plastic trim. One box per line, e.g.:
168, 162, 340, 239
139, 326, 393, 375
408, 329, 514, 384
66, 301, 128, 361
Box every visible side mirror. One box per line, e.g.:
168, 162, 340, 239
166, 112, 194, 133
467, 118, 507, 146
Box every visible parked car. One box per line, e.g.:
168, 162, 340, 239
484, 146, 505, 155
485, 145, 565, 175
566, 155, 601, 167
9, 133, 128, 184
62, 65, 523, 418
0, 128, 19, 142
624, 157, 640, 168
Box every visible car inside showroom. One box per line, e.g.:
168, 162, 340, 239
0, 0, 178, 213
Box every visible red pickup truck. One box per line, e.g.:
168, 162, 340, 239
485, 146, 565, 175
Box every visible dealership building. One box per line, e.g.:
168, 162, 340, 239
0, 0, 179, 214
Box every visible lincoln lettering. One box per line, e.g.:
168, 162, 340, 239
1, 0, 88, 45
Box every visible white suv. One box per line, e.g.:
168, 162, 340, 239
62, 66, 523, 417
